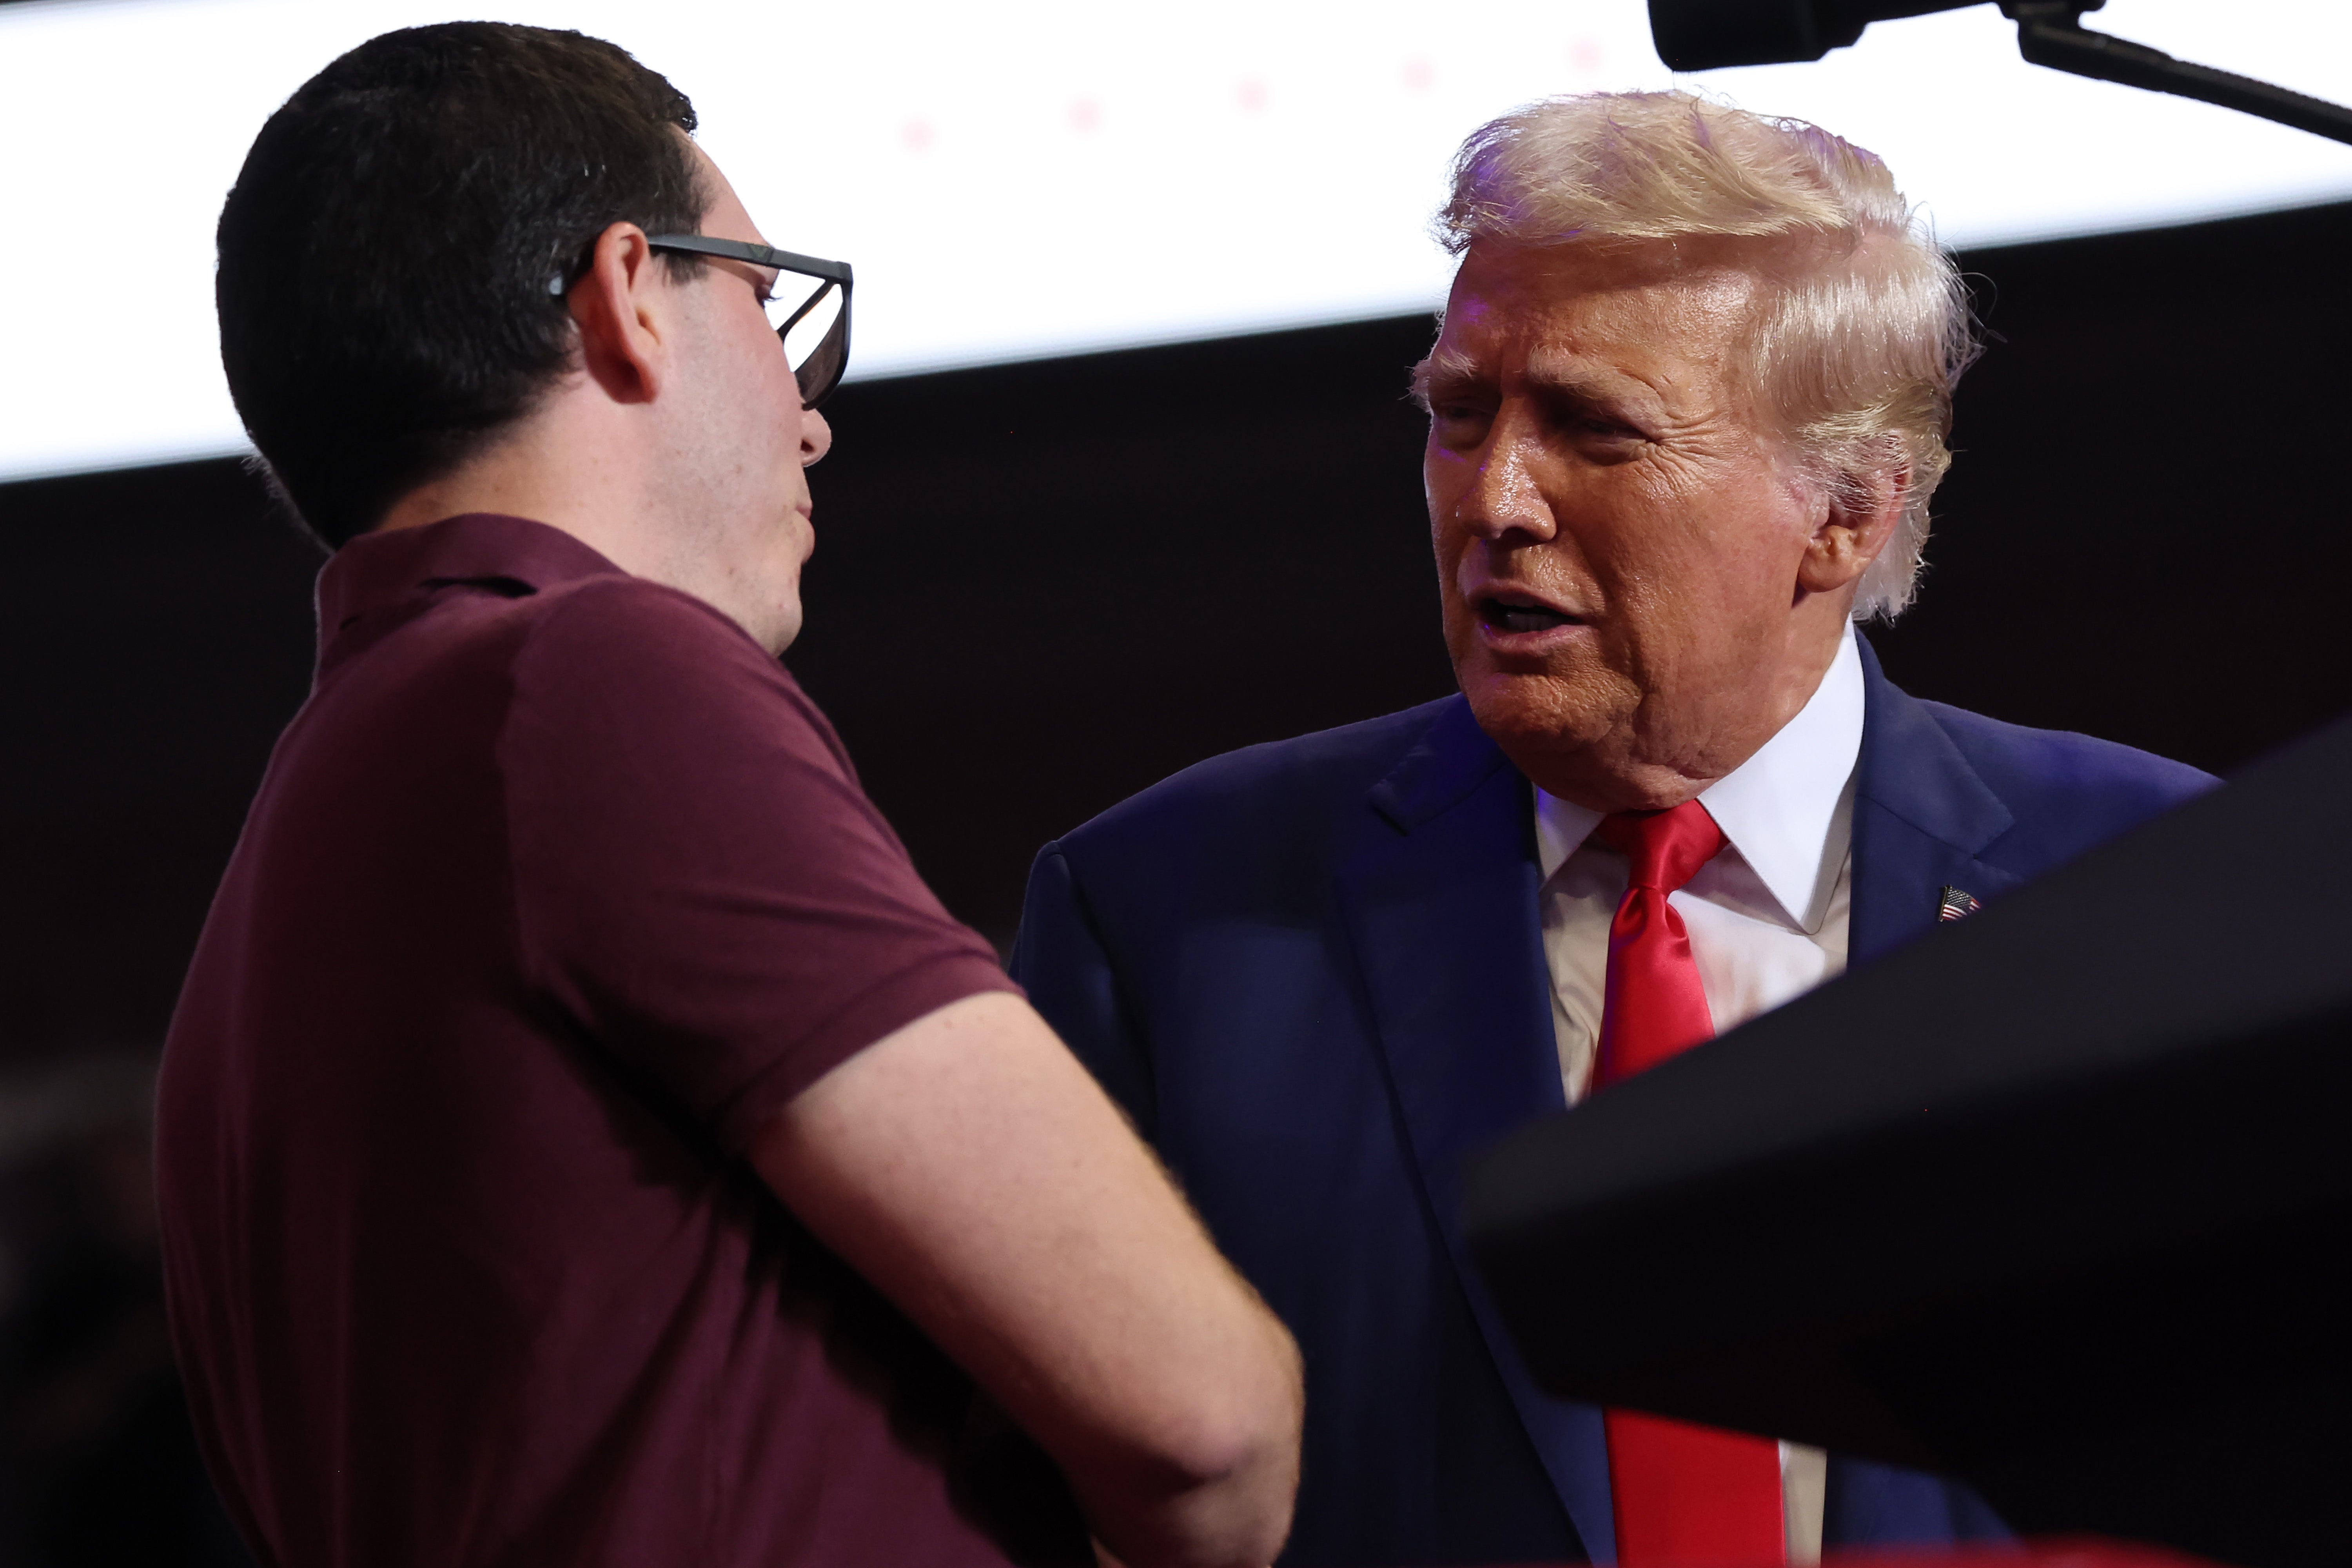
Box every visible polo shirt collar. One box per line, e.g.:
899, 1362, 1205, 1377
1533, 622, 1866, 933
316, 513, 624, 651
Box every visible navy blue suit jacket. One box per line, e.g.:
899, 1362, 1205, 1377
1010, 641, 2215, 1567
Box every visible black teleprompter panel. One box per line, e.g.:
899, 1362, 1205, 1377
1467, 713, 2352, 1568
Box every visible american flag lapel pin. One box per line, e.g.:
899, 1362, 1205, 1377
1938, 885, 1982, 923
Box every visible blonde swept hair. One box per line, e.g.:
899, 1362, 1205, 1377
1436, 91, 1977, 621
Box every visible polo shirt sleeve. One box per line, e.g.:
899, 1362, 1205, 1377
500, 578, 1018, 1154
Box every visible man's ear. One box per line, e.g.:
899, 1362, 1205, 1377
1798, 452, 1909, 595
567, 221, 671, 407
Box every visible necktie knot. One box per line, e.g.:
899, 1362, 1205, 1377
1597, 800, 1725, 895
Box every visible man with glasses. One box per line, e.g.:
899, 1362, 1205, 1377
156, 23, 1300, 1568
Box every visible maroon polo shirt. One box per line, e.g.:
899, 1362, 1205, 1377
156, 514, 1023, 1566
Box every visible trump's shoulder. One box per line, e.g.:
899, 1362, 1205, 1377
1051, 695, 1463, 864
1906, 695, 2220, 855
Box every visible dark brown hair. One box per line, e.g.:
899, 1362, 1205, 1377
216, 23, 707, 547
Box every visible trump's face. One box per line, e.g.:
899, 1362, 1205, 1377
1421, 239, 1858, 813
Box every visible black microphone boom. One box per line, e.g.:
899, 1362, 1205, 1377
1648, 0, 2352, 147
1650, 0, 1977, 72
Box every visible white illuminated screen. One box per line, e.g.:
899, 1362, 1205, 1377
2, 0, 2349, 481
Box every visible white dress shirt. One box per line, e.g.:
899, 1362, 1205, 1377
1530, 624, 1865, 1564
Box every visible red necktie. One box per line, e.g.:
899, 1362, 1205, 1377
1592, 802, 1786, 1568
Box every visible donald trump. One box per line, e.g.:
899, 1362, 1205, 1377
1012, 92, 2212, 1567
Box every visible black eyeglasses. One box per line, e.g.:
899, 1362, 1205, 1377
644, 234, 854, 410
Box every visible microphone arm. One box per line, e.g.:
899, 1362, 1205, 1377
1648, 1, 2352, 148
2002, 3, 2352, 147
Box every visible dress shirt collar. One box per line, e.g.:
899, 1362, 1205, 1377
315, 512, 624, 659
1534, 623, 1865, 933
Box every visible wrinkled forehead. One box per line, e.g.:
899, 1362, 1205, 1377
1434, 239, 1768, 374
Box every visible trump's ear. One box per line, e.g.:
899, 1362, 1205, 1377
1798, 455, 1908, 595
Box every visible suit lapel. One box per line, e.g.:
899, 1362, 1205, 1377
1338, 697, 1618, 1563
1328, 657, 2022, 1557
1850, 638, 2023, 964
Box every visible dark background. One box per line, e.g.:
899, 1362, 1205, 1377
0, 197, 2345, 1560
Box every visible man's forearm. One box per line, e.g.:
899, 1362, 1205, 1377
755, 992, 1302, 1566
1078, 1304, 1302, 1568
